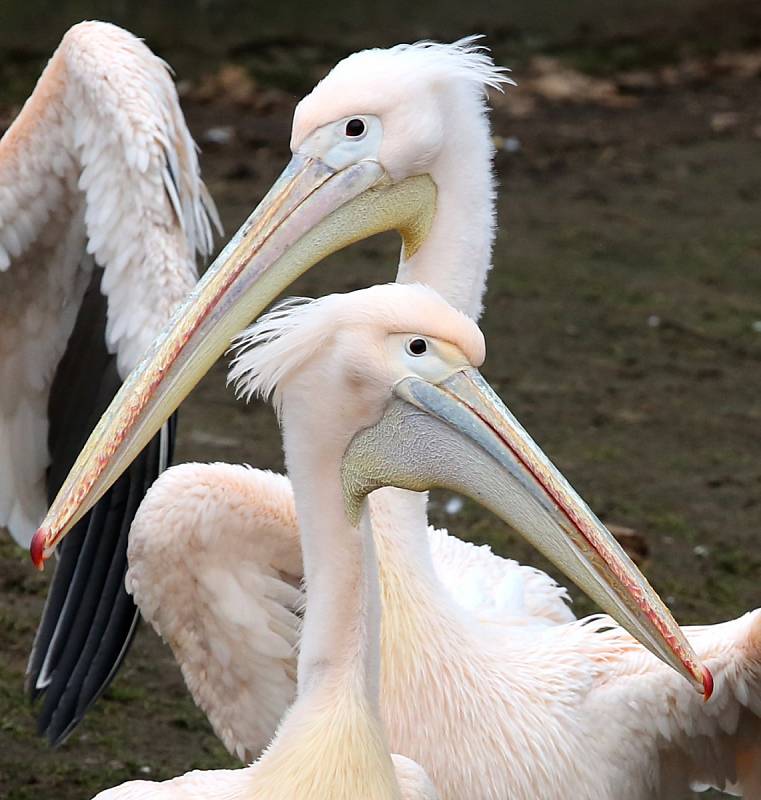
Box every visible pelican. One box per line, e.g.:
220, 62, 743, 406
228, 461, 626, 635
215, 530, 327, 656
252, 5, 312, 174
0, 20, 219, 742
122, 293, 761, 799
91, 283, 734, 799
24, 36, 522, 738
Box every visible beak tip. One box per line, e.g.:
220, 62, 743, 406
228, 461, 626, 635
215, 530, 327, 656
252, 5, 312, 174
30, 528, 47, 571
702, 666, 714, 702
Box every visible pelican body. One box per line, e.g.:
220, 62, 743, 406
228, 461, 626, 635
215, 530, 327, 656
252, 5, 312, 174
0, 21, 219, 742
25, 37, 515, 742
127, 295, 761, 799
91, 282, 740, 800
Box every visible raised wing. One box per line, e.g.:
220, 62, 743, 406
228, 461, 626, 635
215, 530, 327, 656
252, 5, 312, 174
0, 20, 220, 744
585, 609, 761, 797
126, 463, 303, 762
0, 19, 218, 546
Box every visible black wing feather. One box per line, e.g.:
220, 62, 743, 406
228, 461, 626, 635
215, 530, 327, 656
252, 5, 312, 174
35, 470, 135, 735
27, 268, 176, 745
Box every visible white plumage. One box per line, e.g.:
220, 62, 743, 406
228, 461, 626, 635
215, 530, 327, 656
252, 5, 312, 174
128, 458, 761, 799
425, 526, 574, 628
127, 466, 302, 763
22, 34, 760, 798
122, 286, 761, 799
0, 21, 220, 545
126, 462, 574, 762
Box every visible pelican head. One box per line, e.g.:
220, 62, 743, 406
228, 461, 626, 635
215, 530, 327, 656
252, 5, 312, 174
32, 37, 513, 560
229, 282, 711, 698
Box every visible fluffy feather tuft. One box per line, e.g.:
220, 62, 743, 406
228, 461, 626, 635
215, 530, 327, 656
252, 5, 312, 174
228, 283, 485, 418
385, 35, 515, 94
228, 295, 333, 413
319, 35, 515, 102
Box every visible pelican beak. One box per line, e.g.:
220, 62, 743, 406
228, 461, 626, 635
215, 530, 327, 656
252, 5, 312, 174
342, 367, 712, 699
30, 156, 437, 565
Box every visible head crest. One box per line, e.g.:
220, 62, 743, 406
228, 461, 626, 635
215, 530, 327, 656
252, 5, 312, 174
293, 35, 514, 148
321, 35, 515, 101
228, 283, 485, 417
381, 35, 515, 95
229, 294, 343, 414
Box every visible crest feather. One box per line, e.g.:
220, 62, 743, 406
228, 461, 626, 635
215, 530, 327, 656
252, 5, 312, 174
228, 283, 485, 418
386, 35, 516, 94
228, 295, 335, 414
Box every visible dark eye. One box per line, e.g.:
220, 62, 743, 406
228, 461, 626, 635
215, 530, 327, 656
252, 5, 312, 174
406, 337, 428, 356
345, 118, 366, 137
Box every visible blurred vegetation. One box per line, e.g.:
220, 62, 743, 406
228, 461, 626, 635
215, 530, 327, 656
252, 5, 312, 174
1, 0, 760, 102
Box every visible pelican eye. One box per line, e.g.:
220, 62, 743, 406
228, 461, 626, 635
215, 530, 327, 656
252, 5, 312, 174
406, 337, 428, 356
345, 118, 366, 138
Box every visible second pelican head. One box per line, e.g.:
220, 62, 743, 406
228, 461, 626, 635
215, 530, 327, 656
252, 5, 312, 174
229, 282, 712, 699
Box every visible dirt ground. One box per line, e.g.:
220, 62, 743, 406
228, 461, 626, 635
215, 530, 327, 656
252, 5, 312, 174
1, 2, 760, 798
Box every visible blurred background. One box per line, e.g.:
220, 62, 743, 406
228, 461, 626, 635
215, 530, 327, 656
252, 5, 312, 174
1, 1, 759, 798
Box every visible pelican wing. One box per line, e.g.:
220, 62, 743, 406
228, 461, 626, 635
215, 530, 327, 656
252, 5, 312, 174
25, 274, 175, 745
426, 527, 575, 627
0, 20, 220, 743
585, 609, 761, 797
127, 464, 302, 762
129, 464, 580, 762
0, 20, 218, 545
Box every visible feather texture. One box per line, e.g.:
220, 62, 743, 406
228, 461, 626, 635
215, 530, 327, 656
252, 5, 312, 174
126, 464, 302, 763
128, 463, 761, 799
0, 20, 220, 546
229, 284, 484, 416
127, 463, 574, 760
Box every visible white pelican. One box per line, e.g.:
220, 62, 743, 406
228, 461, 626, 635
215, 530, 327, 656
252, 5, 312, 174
121, 295, 761, 799
24, 36, 521, 737
91, 283, 732, 799
0, 21, 219, 742
28, 36, 512, 553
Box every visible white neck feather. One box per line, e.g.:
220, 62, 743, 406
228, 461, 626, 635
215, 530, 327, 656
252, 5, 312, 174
245, 411, 401, 799
291, 461, 382, 706
376, 83, 498, 622
397, 83, 496, 321
369, 488, 438, 575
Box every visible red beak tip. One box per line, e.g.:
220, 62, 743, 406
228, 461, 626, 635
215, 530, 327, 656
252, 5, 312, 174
702, 666, 714, 702
30, 529, 47, 571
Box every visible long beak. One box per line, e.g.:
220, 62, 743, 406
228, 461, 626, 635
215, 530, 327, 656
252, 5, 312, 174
342, 368, 712, 699
31, 156, 437, 565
